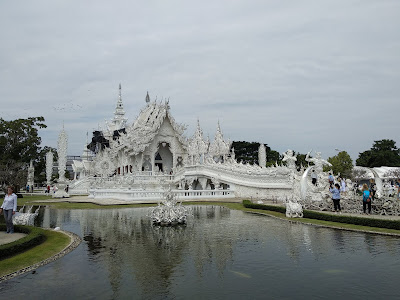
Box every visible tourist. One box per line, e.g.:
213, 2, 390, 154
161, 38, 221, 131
362, 183, 371, 214
396, 179, 400, 200
340, 177, 346, 195
0, 186, 18, 234
65, 185, 69, 193
369, 179, 376, 201
47, 185, 50, 194
26, 185, 29, 193
311, 170, 317, 185
328, 173, 334, 188
329, 183, 341, 213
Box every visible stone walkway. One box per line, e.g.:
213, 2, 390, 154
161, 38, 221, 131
0, 232, 27, 245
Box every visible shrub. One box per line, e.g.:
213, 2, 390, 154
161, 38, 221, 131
302, 210, 400, 230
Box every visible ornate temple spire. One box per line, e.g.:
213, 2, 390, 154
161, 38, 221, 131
209, 121, 231, 159
107, 84, 127, 132
188, 119, 208, 160
115, 83, 125, 116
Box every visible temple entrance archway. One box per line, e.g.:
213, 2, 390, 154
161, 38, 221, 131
155, 142, 173, 173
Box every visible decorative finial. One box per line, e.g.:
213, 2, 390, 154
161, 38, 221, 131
119, 83, 122, 101
146, 91, 150, 103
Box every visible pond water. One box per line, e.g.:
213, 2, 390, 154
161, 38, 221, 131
1, 206, 400, 299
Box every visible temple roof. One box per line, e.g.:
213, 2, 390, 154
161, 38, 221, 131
109, 96, 187, 156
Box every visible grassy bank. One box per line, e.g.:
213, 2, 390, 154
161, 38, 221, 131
0, 229, 70, 277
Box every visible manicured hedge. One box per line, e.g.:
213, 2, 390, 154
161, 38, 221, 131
242, 200, 400, 231
0, 224, 47, 260
302, 210, 400, 230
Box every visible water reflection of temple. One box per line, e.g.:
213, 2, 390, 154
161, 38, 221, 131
40, 206, 235, 297
37, 206, 400, 298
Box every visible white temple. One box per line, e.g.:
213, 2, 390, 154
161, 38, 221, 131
65, 85, 400, 215
69, 85, 295, 201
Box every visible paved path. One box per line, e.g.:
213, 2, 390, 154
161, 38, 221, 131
0, 232, 27, 246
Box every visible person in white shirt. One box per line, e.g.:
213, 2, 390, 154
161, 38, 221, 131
0, 186, 18, 234
311, 170, 318, 185
340, 177, 346, 195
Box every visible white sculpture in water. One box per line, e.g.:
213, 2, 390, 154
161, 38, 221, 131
149, 187, 191, 226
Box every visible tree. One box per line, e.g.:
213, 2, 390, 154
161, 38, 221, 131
356, 139, 400, 167
295, 153, 308, 170
324, 151, 353, 178
231, 141, 281, 166
0, 117, 47, 189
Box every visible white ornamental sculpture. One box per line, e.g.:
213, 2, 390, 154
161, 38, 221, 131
305, 150, 331, 173
282, 149, 297, 170
188, 120, 209, 165
285, 200, 303, 218
53, 128, 69, 198
27, 160, 35, 189
58, 128, 68, 182
46, 151, 53, 185
258, 144, 266, 168
92, 149, 116, 177
209, 122, 231, 162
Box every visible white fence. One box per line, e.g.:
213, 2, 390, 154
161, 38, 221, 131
89, 189, 234, 202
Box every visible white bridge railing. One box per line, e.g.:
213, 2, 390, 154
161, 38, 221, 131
89, 189, 234, 201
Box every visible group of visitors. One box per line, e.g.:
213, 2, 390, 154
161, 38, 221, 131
328, 176, 378, 215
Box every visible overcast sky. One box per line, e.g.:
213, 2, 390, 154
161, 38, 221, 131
1, 0, 399, 162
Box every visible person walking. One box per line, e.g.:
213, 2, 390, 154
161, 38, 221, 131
328, 173, 334, 188
362, 183, 372, 214
0, 186, 18, 234
340, 177, 346, 195
329, 183, 341, 213
311, 170, 317, 185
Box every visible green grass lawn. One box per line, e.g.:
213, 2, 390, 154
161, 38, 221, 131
0, 229, 70, 277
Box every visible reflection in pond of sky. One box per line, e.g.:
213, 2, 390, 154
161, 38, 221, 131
1, 206, 400, 299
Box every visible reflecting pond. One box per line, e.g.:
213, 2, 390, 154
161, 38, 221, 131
1, 206, 400, 299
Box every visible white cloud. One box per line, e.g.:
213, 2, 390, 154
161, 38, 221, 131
0, 0, 399, 163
